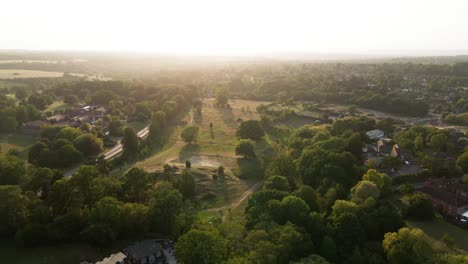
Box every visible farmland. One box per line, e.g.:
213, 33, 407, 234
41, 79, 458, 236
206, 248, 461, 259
0, 69, 63, 79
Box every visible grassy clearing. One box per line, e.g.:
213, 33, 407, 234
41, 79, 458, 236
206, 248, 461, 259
135, 98, 269, 208
46, 101, 72, 113
0, 69, 63, 79
407, 216, 468, 253
0, 133, 35, 159
0, 80, 28, 89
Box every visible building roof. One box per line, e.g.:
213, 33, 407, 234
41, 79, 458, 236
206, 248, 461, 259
123, 240, 163, 260
366, 129, 385, 139
96, 252, 126, 264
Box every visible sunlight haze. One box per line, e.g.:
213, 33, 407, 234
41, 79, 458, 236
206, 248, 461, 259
2, 0, 468, 55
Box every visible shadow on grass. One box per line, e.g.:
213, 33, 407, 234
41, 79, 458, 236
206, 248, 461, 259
179, 143, 201, 161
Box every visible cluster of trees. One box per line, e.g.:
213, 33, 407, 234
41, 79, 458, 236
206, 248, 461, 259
0, 93, 43, 132
28, 125, 103, 168
0, 155, 197, 247
444, 112, 468, 126
173, 116, 467, 263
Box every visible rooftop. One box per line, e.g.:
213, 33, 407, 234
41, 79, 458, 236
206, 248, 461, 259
96, 252, 126, 264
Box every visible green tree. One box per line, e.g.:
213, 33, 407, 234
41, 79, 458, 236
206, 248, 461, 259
175, 229, 230, 264
0, 186, 29, 236
264, 175, 290, 192
148, 182, 183, 234
122, 127, 139, 159
215, 88, 229, 106
235, 139, 256, 158
122, 167, 150, 203
406, 192, 434, 220
457, 151, 468, 173
73, 134, 103, 156
180, 125, 199, 144
350, 180, 380, 203
149, 111, 167, 144
383, 227, 434, 264
428, 133, 448, 152
178, 170, 196, 199
236, 120, 265, 141
108, 116, 123, 136
346, 132, 363, 157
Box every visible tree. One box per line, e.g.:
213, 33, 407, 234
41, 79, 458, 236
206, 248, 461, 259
185, 160, 191, 168
383, 227, 434, 264
74, 134, 103, 156
406, 192, 434, 220
292, 185, 319, 211
381, 156, 403, 171
178, 170, 196, 199
319, 236, 338, 263
215, 88, 229, 106
428, 133, 448, 152
175, 229, 230, 264
148, 182, 183, 234
350, 180, 380, 203
292, 255, 331, 264
264, 175, 291, 192
122, 167, 150, 203
108, 116, 123, 136
271, 196, 310, 226
362, 169, 392, 195
236, 120, 264, 141
457, 151, 468, 173
64, 95, 79, 104
346, 132, 363, 157
149, 111, 166, 144
235, 139, 256, 158
122, 127, 139, 159
0, 186, 29, 236
180, 125, 199, 144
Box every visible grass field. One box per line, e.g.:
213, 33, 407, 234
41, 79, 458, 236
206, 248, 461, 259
135, 98, 269, 208
46, 101, 72, 112
407, 216, 468, 253
0, 69, 63, 79
0, 133, 35, 159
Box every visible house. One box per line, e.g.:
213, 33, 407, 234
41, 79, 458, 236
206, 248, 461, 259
123, 239, 166, 264
96, 252, 127, 264
366, 129, 385, 140
21, 120, 48, 136
419, 178, 468, 226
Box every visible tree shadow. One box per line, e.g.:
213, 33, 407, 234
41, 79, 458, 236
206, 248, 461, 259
215, 107, 237, 129
210, 128, 215, 139
179, 143, 201, 162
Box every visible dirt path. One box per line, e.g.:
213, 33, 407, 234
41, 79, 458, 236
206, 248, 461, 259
205, 181, 263, 214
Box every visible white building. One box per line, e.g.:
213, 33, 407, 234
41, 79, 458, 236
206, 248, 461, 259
365, 129, 385, 140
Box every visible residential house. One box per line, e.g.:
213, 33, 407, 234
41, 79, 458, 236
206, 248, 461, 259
419, 178, 468, 226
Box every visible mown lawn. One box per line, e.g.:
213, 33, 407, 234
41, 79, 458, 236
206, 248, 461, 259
407, 215, 468, 253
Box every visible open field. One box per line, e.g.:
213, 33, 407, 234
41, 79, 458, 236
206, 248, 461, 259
407, 216, 468, 253
0, 133, 35, 159
0, 69, 63, 79
135, 98, 269, 208
136, 98, 267, 171
46, 101, 72, 112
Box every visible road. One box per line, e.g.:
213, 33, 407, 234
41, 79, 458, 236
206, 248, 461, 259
64, 125, 149, 177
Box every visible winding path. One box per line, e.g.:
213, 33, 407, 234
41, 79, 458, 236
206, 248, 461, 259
205, 181, 263, 213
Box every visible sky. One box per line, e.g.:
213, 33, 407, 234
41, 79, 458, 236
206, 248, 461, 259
1, 0, 468, 55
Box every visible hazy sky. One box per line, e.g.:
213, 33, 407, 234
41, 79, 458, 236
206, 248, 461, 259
2, 0, 468, 55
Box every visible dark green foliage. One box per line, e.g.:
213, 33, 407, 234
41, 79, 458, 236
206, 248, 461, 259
264, 175, 291, 192
122, 127, 139, 159
405, 192, 434, 220
180, 125, 199, 144
236, 120, 265, 141
235, 139, 256, 158
178, 170, 196, 199
175, 229, 230, 264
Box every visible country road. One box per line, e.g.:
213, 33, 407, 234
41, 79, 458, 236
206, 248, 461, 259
64, 125, 149, 177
